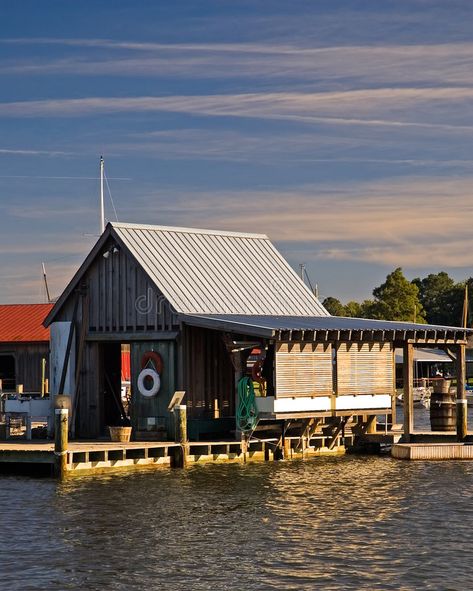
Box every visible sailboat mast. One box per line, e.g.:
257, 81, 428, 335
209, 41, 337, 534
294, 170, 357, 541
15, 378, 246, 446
100, 155, 105, 234
42, 262, 51, 303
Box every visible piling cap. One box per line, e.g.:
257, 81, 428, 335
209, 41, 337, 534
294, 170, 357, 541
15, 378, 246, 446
54, 394, 72, 411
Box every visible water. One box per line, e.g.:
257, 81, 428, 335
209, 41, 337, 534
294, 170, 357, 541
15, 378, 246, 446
2, 454, 473, 591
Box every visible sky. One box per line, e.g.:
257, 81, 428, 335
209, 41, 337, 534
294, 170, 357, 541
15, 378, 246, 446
1, 0, 473, 304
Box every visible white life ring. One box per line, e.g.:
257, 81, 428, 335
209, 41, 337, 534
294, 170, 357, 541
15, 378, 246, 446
137, 368, 161, 397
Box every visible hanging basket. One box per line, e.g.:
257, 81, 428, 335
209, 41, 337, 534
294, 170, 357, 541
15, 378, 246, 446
108, 426, 132, 443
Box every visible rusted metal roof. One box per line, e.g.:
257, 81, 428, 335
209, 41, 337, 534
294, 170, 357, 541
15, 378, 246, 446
0, 303, 53, 343
111, 222, 328, 316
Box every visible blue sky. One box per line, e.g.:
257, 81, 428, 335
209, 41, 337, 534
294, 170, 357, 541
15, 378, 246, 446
1, 1, 473, 303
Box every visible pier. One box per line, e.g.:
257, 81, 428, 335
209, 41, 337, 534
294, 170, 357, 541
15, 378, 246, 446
0, 437, 347, 477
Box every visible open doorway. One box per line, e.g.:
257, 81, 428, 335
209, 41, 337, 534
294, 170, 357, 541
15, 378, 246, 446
100, 343, 131, 433
0, 354, 15, 391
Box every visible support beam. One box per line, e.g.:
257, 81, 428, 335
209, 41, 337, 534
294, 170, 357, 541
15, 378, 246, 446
456, 344, 467, 441
402, 343, 414, 442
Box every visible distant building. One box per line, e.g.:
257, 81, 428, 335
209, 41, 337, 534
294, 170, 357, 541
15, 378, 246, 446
0, 303, 53, 393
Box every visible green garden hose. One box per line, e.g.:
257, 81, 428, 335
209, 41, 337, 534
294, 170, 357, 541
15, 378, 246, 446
236, 376, 258, 433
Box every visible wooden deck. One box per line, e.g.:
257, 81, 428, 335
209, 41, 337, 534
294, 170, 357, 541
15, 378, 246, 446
0, 438, 346, 476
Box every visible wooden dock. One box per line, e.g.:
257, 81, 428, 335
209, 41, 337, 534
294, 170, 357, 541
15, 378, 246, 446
0, 438, 346, 477
392, 442, 473, 460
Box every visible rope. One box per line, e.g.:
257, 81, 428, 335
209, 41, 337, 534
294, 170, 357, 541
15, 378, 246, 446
236, 377, 258, 433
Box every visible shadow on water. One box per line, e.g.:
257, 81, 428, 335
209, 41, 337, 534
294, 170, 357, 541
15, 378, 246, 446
2, 455, 473, 590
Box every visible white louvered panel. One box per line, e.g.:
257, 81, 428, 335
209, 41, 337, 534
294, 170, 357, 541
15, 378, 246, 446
275, 342, 333, 398
336, 343, 394, 396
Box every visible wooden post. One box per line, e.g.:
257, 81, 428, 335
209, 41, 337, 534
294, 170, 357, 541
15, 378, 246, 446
213, 398, 220, 419
172, 404, 188, 468
54, 408, 68, 479
403, 343, 414, 442
366, 415, 377, 434
456, 344, 467, 441
41, 358, 46, 397
241, 432, 248, 462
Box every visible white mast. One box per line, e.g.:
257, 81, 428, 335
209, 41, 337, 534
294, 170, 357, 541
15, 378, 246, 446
41, 262, 51, 303
100, 155, 105, 234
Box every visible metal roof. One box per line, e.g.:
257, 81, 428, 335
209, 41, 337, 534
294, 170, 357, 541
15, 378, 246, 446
394, 348, 451, 364
0, 303, 53, 342
181, 313, 471, 341
111, 222, 328, 316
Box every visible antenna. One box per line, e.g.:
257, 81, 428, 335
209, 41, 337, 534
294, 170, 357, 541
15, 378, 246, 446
100, 155, 105, 234
42, 262, 51, 303
299, 263, 305, 281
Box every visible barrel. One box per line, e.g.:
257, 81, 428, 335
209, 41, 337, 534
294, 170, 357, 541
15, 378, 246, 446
430, 389, 456, 431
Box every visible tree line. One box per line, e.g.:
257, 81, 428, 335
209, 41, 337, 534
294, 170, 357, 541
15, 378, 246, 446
322, 268, 471, 327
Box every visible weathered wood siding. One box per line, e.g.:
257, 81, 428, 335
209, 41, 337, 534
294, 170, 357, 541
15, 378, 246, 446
76, 342, 101, 438
130, 341, 176, 435
336, 342, 394, 396
56, 238, 179, 333
0, 343, 49, 393
275, 342, 333, 398
182, 326, 234, 419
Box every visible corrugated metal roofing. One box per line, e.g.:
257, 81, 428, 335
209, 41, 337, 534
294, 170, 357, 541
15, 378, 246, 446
111, 222, 328, 316
180, 313, 471, 338
394, 348, 452, 364
0, 303, 53, 342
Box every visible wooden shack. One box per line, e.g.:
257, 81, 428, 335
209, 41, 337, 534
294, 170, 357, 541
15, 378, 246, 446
44, 222, 470, 443
0, 303, 52, 393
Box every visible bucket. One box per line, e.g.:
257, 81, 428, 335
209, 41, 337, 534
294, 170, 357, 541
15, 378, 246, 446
430, 392, 456, 431
109, 426, 132, 443
432, 379, 452, 394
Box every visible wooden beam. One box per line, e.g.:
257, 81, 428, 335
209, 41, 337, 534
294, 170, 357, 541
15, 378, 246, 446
456, 344, 467, 441
402, 342, 414, 442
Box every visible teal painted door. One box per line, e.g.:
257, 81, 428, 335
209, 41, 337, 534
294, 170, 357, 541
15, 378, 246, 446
130, 341, 176, 438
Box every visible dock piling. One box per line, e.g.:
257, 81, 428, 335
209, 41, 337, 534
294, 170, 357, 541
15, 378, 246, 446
54, 408, 68, 479
172, 404, 188, 468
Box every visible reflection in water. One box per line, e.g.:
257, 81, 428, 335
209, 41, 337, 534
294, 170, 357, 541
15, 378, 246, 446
1, 457, 473, 590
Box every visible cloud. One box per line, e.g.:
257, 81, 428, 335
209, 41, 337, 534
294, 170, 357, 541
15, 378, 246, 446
120, 176, 473, 269
2, 38, 473, 89
0, 148, 71, 156
0, 89, 472, 133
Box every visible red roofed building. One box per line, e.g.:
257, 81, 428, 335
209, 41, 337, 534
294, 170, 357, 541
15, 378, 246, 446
0, 303, 53, 393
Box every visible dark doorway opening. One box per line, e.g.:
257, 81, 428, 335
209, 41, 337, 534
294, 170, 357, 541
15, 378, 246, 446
100, 343, 131, 434
0, 354, 15, 391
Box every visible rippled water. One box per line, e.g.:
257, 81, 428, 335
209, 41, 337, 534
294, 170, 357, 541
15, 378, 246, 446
2, 453, 473, 591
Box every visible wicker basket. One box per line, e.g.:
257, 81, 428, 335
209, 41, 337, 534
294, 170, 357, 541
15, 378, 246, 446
109, 426, 132, 443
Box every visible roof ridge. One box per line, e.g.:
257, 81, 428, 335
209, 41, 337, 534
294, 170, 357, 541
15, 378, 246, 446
110, 221, 268, 239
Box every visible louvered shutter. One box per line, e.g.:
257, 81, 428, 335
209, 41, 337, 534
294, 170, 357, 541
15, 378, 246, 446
336, 343, 394, 396
275, 342, 333, 397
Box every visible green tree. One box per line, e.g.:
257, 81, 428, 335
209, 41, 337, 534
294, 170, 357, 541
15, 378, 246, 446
322, 296, 345, 316
369, 267, 425, 322
412, 271, 455, 325
344, 301, 363, 317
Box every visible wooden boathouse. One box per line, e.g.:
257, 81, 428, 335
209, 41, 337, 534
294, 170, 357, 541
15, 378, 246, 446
43, 222, 471, 451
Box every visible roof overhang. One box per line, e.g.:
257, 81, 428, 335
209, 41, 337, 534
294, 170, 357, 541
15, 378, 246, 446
180, 314, 472, 345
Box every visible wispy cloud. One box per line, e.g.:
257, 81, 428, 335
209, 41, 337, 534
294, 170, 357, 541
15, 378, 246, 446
120, 176, 473, 269
0, 89, 472, 132
0, 148, 71, 156
2, 38, 473, 88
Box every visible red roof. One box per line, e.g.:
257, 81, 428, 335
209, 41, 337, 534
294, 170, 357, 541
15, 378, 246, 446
0, 304, 54, 343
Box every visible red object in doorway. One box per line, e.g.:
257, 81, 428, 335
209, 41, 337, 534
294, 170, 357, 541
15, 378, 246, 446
121, 350, 131, 381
